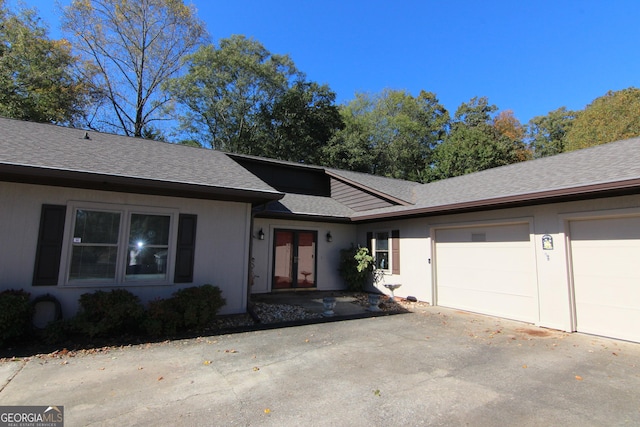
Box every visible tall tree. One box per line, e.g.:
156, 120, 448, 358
324, 89, 449, 182
429, 97, 525, 180
0, 1, 88, 124
62, 0, 206, 137
165, 35, 301, 152
493, 110, 531, 161
527, 107, 576, 158
564, 87, 640, 151
254, 81, 343, 164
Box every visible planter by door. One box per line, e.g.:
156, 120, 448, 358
273, 230, 317, 289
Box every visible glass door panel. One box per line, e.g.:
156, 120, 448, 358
272, 230, 317, 289
273, 231, 294, 289
296, 232, 316, 288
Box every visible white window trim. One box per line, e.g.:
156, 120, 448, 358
62, 201, 179, 287
372, 230, 391, 272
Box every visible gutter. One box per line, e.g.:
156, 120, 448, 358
351, 178, 640, 222
0, 163, 284, 204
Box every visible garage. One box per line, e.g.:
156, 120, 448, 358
569, 216, 640, 343
434, 222, 538, 323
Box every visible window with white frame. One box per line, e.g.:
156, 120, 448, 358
68, 205, 175, 284
374, 231, 390, 270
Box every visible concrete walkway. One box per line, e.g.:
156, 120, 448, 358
1, 306, 639, 426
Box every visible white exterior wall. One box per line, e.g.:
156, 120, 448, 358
0, 181, 252, 316
357, 194, 640, 333
251, 218, 356, 293
356, 218, 433, 303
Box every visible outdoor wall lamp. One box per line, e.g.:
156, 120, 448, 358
326, 231, 332, 242
257, 228, 265, 240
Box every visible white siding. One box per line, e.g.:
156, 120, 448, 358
0, 181, 252, 316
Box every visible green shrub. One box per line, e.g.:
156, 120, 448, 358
338, 245, 375, 291
143, 298, 181, 337
41, 319, 74, 345
74, 289, 145, 338
0, 290, 33, 346
143, 285, 226, 336
173, 285, 226, 329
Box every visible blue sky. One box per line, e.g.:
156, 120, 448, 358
11, 0, 640, 124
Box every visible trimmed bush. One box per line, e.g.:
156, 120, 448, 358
143, 285, 226, 336
41, 319, 74, 345
143, 298, 181, 337
0, 290, 33, 346
74, 289, 145, 338
173, 285, 226, 329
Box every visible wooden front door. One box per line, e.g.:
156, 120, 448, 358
272, 230, 317, 289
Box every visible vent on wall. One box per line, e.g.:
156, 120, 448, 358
471, 233, 486, 242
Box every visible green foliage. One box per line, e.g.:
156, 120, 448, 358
0, 2, 88, 124
171, 285, 226, 329
428, 97, 526, 180
143, 298, 182, 337
166, 35, 301, 151
339, 245, 375, 291
324, 89, 449, 182
0, 290, 33, 346
143, 285, 226, 337
527, 107, 576, 158
74, 289, 145, 338
564, 87, 640, 151
41, 319, 75, 345
254, 81, 344, 164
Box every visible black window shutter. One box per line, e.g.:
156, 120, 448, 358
391, 229, 400, 275
174, 214, 197, 283
366, 232, 373, 255
33, 204, 67, 286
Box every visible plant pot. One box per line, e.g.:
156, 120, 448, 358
366, 294, 381, 312
322, 297, 337, 317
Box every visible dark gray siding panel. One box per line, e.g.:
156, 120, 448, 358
331, 178, 395, 211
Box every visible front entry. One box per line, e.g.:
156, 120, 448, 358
273, 230, 317, 289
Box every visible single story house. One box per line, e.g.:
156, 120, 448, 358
2, 117, 640, 343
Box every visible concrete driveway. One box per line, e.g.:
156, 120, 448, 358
1, 306, 639, 426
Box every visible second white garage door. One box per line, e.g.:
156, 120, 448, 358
569, 216, 640, 343
434, 222, 538, 323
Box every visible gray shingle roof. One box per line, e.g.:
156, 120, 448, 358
262, 194, 355, 219
4, 117, 639, 221
326, 168, 420, 204
352, 137, 640, 220
0, 117, 281, 199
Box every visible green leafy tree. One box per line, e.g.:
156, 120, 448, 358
324, 89, 449, 182
321, 93, 378, 174
0, 1, 88, 124
564, 87, 640, 151
527, 107, 576, 158
62, 0, 206, 137
165, 35, 301, 152
429, 97, 524, 180
254, 81, 344, 164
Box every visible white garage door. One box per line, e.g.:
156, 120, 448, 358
569, 216, 640, 342
435, 222, 538, 323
